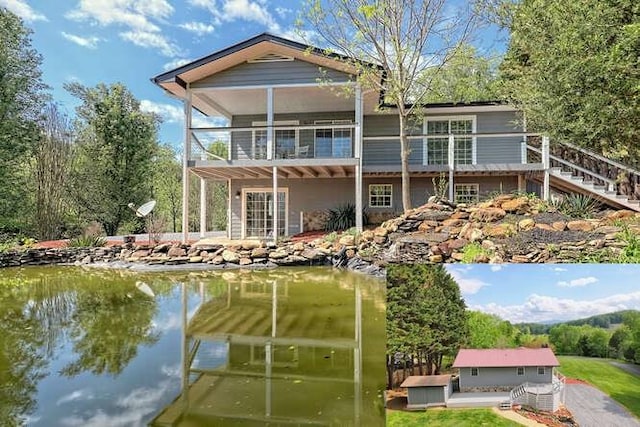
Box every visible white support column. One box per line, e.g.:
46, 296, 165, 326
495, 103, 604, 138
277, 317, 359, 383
199, 178, 206, 238
355, 85, 363, 231
266, 87, 274, 160
272, 166, 278, 243
542, 136, 550, 201
448, 134, 455, 202
227, 179, 232, 239
182, 88, 193, 243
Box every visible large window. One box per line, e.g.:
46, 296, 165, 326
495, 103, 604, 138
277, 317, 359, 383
455, 184, 479, 204
369, 184, 393, 208
424, 116, 475, 165
252, 121, 299, 159
315, 120, 352, 158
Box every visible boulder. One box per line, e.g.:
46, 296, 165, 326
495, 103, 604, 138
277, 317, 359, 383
470, 207, 506, 222
167, 246, 186, 257
239, 257, 253, 266
518, 218, 536, 231
567, 220, 595, 232
222, 250, 240, 263
251, 247, 269, 258
501, 197, 529, 213
339, 235, 356, 246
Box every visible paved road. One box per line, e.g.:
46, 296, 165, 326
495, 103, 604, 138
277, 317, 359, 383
611, 361, 640, 377
564, 383, 640, 427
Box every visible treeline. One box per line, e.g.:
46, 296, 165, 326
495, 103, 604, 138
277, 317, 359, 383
516, 310, 634, 335
0, 10, 225, 242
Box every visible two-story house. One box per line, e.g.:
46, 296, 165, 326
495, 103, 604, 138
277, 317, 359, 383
152, 33, 640, 242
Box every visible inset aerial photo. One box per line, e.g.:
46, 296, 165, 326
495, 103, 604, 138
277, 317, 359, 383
386, 264, 640, 427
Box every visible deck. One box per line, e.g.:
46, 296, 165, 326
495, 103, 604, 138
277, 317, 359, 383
446, 392, 510, 408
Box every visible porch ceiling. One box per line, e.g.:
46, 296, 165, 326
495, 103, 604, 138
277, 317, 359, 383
191, 164, 356, 180
193, 86, 380, 117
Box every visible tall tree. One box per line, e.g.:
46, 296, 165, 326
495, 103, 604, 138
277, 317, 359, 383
152, 144, 182, 232
32, 104, 75, 240
467, 311, 517, 348
0, 9, 48, 231
386, 264, 467, 388
67, 83, 159, 235
419, 44, 500, 103
500, 0, 640, 163
304, 0, 477, 211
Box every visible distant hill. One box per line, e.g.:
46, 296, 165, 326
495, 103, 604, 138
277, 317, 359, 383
515, 310, 638, 334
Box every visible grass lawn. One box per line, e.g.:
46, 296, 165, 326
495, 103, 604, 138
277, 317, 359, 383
558, 356, 640, 419
386, 409, 522, 427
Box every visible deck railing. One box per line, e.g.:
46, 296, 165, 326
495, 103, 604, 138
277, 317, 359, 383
189, 123, 357, 162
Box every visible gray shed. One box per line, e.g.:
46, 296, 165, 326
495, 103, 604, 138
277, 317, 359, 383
401, 375, 452, 409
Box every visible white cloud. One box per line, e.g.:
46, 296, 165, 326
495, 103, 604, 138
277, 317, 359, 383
471, 291, 640, 324
61, 32, 102, 49
275, 6, 292, 18
120, 30, 179, 57
163, 58, 192, 71
56, 389, 95, 405
189, 0, 281, 32
0, 0, 47, 22
557, 276, 598, 288
66, 0, 179, 56
179, 21, 215, 35
553, 267, 568, 272
448, 268, 490, 295
140, 99, 228, 128
490, 265, 503, 272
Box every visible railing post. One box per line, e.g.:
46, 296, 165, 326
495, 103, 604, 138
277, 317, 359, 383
266, 87, 274, 160
448, 134, 455, 202
542, 136, 550, 201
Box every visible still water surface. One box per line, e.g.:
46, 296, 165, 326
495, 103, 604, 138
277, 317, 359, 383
0, 266, 385, 426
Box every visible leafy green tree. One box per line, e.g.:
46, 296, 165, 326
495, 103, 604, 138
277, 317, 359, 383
500, 0, 640, 163
548, 324, 583, 354
66, 82, 159, 235
419, 44, 500, 103
609, 325, 632, 359
152, 144, 182, 232
304, 0, 478, 212
467, 311, 518, 348
386, 264, 467, 388
0, 9, 48, 232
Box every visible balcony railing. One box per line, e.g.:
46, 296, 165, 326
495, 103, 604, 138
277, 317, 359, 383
189, 123, 357, 162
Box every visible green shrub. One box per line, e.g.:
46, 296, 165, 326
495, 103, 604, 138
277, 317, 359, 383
68, 234, 107, 248
461, 242, 493, 263
552, 194, 601, 218
324, 203, 368, 232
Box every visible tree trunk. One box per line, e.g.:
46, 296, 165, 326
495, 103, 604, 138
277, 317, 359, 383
386, 354, 394, 390
399, 113, 412, 212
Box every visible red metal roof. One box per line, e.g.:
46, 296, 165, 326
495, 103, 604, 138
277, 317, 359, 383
452, 348, 560, 368
400, 375, 452, 388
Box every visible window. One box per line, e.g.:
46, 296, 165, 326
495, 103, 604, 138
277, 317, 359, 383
252, 121, 299, 159
455, 184, 479, 204
315, 120, 352, 158
470, 367, 479, 377
369, 184, 393, 208
517, 367, 525, 376
537, 367, 545, 375
424, 116, 476, 165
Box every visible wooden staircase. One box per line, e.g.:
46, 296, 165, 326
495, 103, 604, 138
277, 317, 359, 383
528, 140, 640, 211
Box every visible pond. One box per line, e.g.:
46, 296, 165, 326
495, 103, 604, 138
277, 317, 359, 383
0, 266, 386, 426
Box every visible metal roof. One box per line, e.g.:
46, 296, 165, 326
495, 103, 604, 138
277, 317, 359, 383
400, 375, 452, 388
452, 348, 560, 368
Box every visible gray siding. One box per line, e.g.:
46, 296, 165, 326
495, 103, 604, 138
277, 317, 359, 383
459, 366, 554, 389
362, 111, 523, 167
229, 178, 356, 239
192, 60, 351, 88
407, 386, 446, 407
231, 112, 355, 160
227, 176, 519, 238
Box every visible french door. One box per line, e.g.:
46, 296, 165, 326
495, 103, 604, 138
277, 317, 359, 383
243, 189, 287, 238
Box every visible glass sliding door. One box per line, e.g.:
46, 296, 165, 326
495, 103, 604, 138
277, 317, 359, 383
244, 190, 287, 238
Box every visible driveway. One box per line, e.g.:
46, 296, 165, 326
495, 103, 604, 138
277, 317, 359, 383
564, 383, 640, 427
610, 361, 640, 377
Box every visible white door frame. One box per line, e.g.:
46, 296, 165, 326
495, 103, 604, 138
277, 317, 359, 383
241, 187, 289, 239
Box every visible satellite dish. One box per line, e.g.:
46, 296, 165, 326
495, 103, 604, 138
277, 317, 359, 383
135, 200, 156, 218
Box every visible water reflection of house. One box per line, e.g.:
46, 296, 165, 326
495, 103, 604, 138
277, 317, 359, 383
150, 275, 381, 426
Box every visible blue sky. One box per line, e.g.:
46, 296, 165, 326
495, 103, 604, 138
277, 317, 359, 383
2, 0, 507, 148
445, 264, 640, 324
